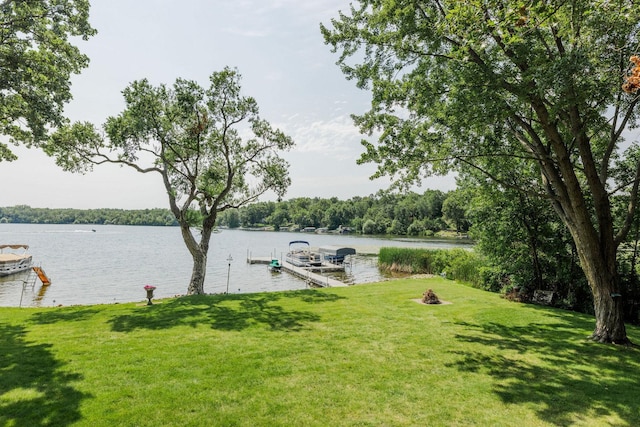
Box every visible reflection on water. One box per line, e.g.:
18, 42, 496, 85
0, 269, 52, 307
34, 280, 51, 304
0, 224, 472, 307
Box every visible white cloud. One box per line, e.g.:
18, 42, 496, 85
283, 114, 363, 160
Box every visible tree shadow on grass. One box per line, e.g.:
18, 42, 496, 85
281, 289, 346, 304
30, 308, 100, 324
0, 323, 89, 426
108, 290, 344, 333
447, 308, 640, 425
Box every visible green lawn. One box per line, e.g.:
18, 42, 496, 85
1, 278, 639, 426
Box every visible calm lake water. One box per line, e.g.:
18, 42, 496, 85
0, 224, 472, 307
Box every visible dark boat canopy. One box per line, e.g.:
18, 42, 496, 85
317, 246, 356, 257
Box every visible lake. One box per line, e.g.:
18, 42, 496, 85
0, 224, 472, 307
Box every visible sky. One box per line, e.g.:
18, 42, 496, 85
0, 0, 456, 209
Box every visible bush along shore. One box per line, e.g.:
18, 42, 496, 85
377, 247, 640, 326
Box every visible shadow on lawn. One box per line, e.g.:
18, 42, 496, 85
108, 290, 344, 333
30, 308, 100, 324
0, 323, 89, 426
448, 308, 640, 425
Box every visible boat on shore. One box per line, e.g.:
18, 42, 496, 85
285, 240, 323, 267
0, 244, 33, 276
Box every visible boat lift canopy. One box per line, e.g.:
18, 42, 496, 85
317, 246, 356, 257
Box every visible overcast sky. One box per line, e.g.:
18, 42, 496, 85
0, 0, 456, 209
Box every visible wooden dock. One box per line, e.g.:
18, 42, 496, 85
247, 256, 347, 288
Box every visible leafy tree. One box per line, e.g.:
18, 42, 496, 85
309, 198, 329, 228
466, 175, 591, 310
387, 218, 405, 235
47, 68, 294, 294
351, 195, 373, 219
322, 205, 341, 230
362, 218, 377, 234
224, 209, 241, 229
442, 190, 470, 233
392, 201, 412, 233
421, 190, 445, 219
267, 207, 289, 230
406, 219, 425, 236
241, 202, 274, 227
0, 0, 95, 159
323, 1, 640, 343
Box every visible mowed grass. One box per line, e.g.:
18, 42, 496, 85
1, 278, 639, 426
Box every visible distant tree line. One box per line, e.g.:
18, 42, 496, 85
0, 205, 178, 226
0, 190, 468, 235
218, 189, 467, 235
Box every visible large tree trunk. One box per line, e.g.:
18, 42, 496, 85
532, 113, 630, 344
187, 249, 207, 295
573, 235, 628, 344
591, 283, 627, 344
180, 223, 214, 295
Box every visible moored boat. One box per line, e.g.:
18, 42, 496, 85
0, 244, 33, 276
268, 259, 282, 272
285, 240, 322, 267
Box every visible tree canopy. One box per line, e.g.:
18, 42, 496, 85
322, 1, 640, 343
47, 67, 294, 294
218, 189, 449, 234
0, 0, 95, 160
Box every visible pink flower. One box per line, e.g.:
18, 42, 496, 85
144, 285, 156, 290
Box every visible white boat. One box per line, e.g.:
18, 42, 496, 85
0, 244, 33, 276
285, 240, 322, 267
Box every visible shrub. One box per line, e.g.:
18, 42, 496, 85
362, 219, 377, 235
387, 219, 406, 235
479, 267, 510, 293
407, 220, 425, 236
448, 249, 485, 287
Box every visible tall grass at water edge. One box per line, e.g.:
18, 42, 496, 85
379, 247, 484, 286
